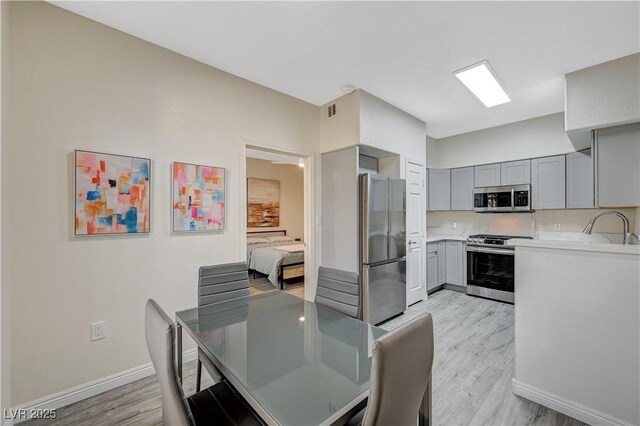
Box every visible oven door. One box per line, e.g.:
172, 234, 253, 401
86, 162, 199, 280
466, 246, 515, 303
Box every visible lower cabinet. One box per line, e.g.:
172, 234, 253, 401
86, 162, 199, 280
427, 249, 438, 292
426, 240, 466, 294
437, 241, 446, 285
445, 241, 464, 286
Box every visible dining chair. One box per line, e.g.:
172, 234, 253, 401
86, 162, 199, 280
196, 262, 251, 392
144, 299, 263, 426
314, 266, 361, 319
347, 313, 435, 426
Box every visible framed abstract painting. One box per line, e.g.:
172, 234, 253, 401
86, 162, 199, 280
172, 162, 226, 232
247, 178, 280, 227
75, 150, 151, 235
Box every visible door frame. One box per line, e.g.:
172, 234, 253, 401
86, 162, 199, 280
240, 140, 316, 301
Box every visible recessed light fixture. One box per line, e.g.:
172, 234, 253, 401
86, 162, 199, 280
453, 61, 511, 108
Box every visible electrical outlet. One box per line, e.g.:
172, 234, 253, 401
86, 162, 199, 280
91, 321, 106, 342
554, 224, 561, 231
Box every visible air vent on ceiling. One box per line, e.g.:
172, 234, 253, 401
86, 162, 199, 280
327, 103, 337, 118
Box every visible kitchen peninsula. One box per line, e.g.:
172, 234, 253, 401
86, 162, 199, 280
510, 239, 640, 425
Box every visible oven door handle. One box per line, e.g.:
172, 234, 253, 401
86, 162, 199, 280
467, 246, 515, 256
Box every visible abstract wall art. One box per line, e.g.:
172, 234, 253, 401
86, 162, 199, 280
75, 150, 151, 235
247, 178, 280, 227
172, 162, 225, 232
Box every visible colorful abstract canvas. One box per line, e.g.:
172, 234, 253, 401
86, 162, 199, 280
172, 162, 225, 232
247, 178, 280, 227
75, 150, 151, 235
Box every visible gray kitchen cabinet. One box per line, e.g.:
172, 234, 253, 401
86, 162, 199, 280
595, 124, 640, 208
445, 241, 464, 286
437, 241, 446, 285
500, 160, 531, 185
474, 163, 501, 187
566, 149, 594, 209
428, 169, 451, 211
531, 155, 566, 210
450, 167, 474, 211
427, 243, 438, 292
424, 169, 429, 211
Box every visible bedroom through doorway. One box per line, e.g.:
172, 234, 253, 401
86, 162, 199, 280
245, 148, 307, 299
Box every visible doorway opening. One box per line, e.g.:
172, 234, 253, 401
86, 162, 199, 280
243, 147, 310, 299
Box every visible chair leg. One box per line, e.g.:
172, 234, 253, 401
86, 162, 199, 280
196, 359, 202, 393
419, 376, 432, 426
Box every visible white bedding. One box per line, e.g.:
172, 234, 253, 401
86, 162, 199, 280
247, 240, 304, 285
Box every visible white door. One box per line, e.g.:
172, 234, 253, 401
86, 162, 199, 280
406, 160, 426, 306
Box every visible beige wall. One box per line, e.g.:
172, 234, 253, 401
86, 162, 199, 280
428, 113, 574, 169
0, 0, 11, 418
5, 1, 320, 406
246, 158, 304, 239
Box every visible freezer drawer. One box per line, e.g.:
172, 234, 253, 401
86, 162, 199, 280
362, 260, 406, 325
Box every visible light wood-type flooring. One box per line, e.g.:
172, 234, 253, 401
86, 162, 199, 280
22, 290, 584, 426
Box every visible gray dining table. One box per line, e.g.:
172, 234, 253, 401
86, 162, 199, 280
175, 291, 388, 426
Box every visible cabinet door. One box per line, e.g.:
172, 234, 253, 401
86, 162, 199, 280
474, 163, 501, 187
427, 252, 438, 291
437, 241, 446, 285
566, 149, 594, 209
450, 167, 474, 211
596, 124, 640, 208
501, 160, 531, 185
531, 155, 566, 210
428, 169, 451, 211
445, 241, 463, 286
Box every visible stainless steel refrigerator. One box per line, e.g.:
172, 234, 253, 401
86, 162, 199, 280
359, 173, 407, 325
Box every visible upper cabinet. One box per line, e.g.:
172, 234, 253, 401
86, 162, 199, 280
474, 163, 501, 187
566, 149, 594, 209
428, 169, 451, 211
450, 167, 474, 211
500, 160, 531, 185
565, 54, 640, 150
531, 155, 566, 210
595, 123, 640, 208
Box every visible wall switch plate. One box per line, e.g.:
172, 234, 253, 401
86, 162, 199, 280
554, 224, 561, 231
452, 221, 457, 230
91, 321, 106, 342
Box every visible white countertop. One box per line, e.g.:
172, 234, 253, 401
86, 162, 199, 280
425, 235, 468, 243
507, 238, 640, 255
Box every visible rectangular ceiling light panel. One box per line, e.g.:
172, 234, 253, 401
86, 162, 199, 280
454, 61, 511, 108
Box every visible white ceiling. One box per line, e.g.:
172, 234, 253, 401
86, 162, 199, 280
51, 1, 640, 139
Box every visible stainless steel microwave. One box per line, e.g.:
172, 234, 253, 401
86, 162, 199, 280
473, 184, 532, 212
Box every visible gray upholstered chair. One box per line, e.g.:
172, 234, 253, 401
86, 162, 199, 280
314, 266, 361, 319
196, 262, 251, 392
348, 313, 435, 426
144, 299, 262, 426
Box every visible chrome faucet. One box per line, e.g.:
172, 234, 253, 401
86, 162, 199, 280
582, 210, 630, 245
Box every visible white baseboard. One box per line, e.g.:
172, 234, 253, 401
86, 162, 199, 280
9, 348, 197, 425
512, 378, 634, 426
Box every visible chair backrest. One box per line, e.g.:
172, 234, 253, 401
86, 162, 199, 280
198, 262, 250, 307
144, 299, 194, 426
315, 266, 360, 319
362, 313, 434, 426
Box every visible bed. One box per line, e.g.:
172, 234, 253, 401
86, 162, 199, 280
246, 230, 305, 290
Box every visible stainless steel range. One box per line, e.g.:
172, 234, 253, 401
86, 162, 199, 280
466, 234, 532, 304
